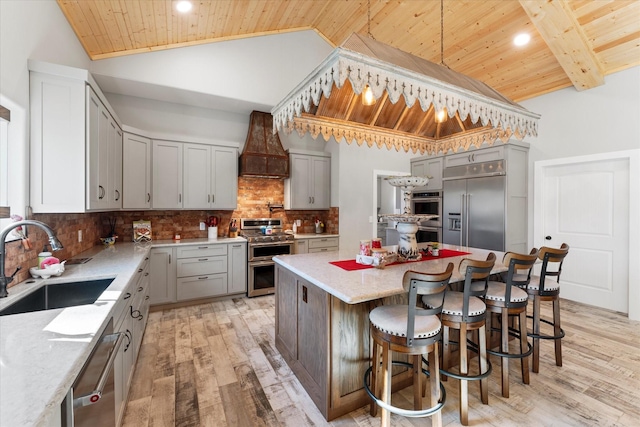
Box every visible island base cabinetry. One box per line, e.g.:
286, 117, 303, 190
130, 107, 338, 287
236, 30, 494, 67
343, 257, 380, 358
275, 266, 412, 420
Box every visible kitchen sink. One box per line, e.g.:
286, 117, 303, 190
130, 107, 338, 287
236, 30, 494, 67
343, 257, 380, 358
0, 279, 114, 316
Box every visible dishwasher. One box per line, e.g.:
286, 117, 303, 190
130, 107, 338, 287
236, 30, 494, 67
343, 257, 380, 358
61, 318, 124, 427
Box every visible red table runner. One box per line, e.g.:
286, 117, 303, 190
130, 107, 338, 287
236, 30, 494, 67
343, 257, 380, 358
329, 249, 472, 271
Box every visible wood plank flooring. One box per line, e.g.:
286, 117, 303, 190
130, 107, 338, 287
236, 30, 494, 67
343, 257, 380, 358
122, 296, 640, 427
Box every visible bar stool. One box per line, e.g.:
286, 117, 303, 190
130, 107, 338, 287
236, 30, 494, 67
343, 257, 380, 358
424, 253, 495, 426
484, 249, 538, 398
365, 265, 454, 427
526, 243, 570, 373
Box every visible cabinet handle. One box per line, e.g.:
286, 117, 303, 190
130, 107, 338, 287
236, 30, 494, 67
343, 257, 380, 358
138, 286, 143, 292
147, 193, 151, 203
232, 244, 242, 247
138, 268, 143, 273
169, 255, 171, 264
144, 272, 149, 277
320, 238, 327, 242
471, 153, 475, 162
115, 189, 120, 201
198, 258, 209, 261
179, 193, 182, 203
98, 185, 104, 199
198, 246, 209, 249
212, 194, 215, 203
145, 295, 149, 300
302, 285, 307, 303
312, 196, 315, 204
123, 292, 131, 300
198, 276, 209, 280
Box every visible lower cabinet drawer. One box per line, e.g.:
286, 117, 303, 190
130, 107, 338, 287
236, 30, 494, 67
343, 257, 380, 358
177, 273, 228, 301
309, 247, 338, 253
308, 237, 339, 249
177, 245, 226, 259
177, 256, 227, 277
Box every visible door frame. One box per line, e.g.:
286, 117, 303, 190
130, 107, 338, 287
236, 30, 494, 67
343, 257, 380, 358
533, 149, 640, 320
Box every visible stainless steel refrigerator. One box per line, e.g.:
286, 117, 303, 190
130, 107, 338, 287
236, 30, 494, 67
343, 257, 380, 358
442, 164, 506, 251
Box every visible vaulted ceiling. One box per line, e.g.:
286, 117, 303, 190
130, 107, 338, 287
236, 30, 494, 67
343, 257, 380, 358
57, 0, 640, 103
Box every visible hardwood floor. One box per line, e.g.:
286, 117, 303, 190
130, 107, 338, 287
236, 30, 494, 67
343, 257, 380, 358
122, 296, 640, 427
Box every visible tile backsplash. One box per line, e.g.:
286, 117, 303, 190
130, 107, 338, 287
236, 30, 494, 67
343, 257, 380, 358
3, 177, 338, 288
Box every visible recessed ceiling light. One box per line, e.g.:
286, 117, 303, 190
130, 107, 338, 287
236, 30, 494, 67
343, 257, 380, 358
513, 33, 531, 47
176, 1, 192, 13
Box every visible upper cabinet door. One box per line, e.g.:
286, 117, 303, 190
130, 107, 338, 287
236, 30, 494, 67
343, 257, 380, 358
183, 143, 211, 209
152, 140, 183, 209
410, 157, 443, 191
211, 146, 238, 210
122, 133, 151, 210
285, 152, 331, 210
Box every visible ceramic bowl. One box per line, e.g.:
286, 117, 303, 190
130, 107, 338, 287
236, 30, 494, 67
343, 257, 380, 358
100, 236, 118, 246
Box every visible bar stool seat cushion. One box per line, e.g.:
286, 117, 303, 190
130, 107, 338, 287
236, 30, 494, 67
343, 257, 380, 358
369, 305, 442, 338
527, 275, 560, 292
424, 292, 486, 316
485, 282, 528, 302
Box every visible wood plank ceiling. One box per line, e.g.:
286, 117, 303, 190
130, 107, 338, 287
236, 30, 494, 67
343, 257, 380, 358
57, 0, 640, 102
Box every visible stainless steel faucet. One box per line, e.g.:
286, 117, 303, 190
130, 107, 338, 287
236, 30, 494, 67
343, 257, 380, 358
0, 220, 64, 297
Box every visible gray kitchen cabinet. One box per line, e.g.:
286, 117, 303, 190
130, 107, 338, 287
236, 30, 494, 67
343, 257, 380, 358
444, 145, 504, 167
295, 239, 309, 254
29, 60, 123, 213
285, 150, 331, 210
114, 255, 149, 426
183, 143, 238, 210
177, 244, 228, 301
295, 237, 339, 254
227, 242, 247, 294
149, 247, 176, 305
122, 132, 152, 209
410, 156, 443, 191
152, 140, 183, 209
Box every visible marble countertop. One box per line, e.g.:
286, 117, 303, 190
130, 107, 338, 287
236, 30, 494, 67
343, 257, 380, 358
0, 237, 246, 427
273, 243, 507, 304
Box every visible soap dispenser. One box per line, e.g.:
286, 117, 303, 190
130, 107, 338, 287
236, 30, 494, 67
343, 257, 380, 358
38, 245, 52, 268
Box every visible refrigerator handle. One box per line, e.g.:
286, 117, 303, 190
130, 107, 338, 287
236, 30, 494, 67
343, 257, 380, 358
460, 193, 465, 246
466, 194, 471, 247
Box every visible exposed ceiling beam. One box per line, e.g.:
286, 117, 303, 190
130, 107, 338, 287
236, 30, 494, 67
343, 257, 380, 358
519, 0, 604, 91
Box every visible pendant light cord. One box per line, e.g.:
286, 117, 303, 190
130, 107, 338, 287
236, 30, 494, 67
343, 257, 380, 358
367, 0, 375, 39
440, 0, 445, 66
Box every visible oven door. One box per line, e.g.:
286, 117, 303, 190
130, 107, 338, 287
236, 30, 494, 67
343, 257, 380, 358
416, 226, 442, 244
412, 198, 442, 227
249, 242, 294, 261
248, 260, 277, 297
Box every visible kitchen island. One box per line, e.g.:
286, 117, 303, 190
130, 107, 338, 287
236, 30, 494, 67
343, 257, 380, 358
273, 244, 506, 421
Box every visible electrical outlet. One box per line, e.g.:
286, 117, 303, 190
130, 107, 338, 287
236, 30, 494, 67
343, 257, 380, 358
78, 230, 83, 243
199, 221, 205, 231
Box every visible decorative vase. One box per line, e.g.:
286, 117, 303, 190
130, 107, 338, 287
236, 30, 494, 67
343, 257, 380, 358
208, 226, 218, 239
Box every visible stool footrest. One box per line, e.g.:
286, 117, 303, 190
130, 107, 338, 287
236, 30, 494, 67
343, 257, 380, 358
487, 341, 533, 359
526, 315, 566, 340
364, 360, 446, 418
422, 355, 493, 381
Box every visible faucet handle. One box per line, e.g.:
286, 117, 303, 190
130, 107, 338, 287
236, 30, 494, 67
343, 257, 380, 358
9, 266, 21, 280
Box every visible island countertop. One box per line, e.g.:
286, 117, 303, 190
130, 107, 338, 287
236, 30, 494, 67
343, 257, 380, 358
273, 243, 506, 304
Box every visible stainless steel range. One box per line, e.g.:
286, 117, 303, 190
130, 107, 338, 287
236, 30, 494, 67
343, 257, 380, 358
241, 218, 295, 297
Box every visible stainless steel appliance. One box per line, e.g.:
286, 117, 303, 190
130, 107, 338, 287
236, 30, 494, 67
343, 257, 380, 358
411, 191, 442, 228
241, 218, 294, 297
61, 317, 124, 427
442, 160, 506, 251
411, 191, 442, 244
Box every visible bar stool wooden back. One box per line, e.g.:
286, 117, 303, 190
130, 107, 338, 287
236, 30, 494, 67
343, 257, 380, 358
527, 243, 570, 373
365, 264, 454, 427
484, 249, 538, 398
424, 252, 495, 426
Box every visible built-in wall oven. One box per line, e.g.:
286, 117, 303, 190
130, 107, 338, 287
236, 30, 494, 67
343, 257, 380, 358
411, 191, 443, 243
241, 218, 294, 297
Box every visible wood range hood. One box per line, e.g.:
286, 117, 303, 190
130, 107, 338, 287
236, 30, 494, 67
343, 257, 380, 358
239, 111, 290, 179
272, 33, 540, 155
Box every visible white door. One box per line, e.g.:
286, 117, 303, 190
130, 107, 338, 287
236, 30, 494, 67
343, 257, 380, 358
535, 156, 629, 313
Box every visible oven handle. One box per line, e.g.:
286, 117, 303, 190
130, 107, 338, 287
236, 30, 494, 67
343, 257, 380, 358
249, 260, 276, 267
418, 226, 440, 231
73, 332, 125, 408
248, 241, 294, 248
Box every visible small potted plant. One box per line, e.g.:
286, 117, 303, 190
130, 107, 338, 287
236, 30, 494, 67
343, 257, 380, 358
431, 242, 440, 256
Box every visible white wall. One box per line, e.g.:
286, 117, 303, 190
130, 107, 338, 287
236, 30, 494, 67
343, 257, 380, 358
519, 66, 640, 246
333, 140, 415, 250
0, 0, 90, 228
